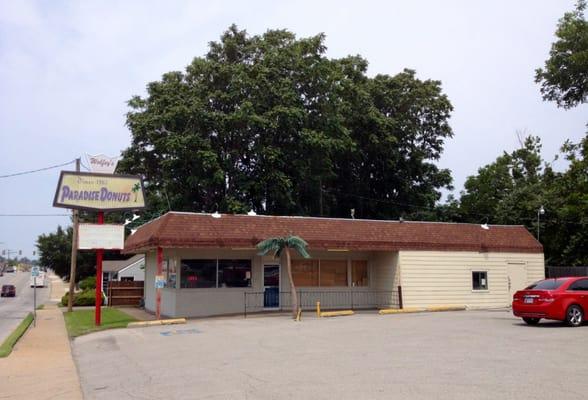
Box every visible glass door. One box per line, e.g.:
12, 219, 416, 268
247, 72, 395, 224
263, 265, 280, 308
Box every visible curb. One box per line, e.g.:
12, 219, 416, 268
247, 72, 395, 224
319, 310, 354, 318
0, 313, 34, 358
379, 306, 466, 315
127, 318, 186, 328
426, 306, 466, 312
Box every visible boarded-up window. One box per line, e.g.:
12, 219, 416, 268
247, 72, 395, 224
292, 260, 319, 286
351, 260, 368, 287
320, 260, 348, 287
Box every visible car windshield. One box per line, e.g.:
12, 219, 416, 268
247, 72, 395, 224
526, 279, 569, 290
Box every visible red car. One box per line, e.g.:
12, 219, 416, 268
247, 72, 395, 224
513, 277, 588, 327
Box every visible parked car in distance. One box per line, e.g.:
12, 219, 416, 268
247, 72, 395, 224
513, 277, 588, 327
1, 284, 16, 297
5, 266, 16, 273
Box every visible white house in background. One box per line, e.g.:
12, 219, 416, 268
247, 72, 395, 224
102, 255, 145, 293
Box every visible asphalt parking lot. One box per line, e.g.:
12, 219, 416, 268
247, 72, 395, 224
73, 310, 588, 400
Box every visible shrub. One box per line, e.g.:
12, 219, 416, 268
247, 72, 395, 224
79, 276, 96, 291
61, 290, 105, 307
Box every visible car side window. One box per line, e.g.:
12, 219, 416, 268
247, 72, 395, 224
569, 279, 588, 291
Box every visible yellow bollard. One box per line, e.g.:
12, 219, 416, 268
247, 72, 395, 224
316, 301, 321, 317
296, 308, 302, 322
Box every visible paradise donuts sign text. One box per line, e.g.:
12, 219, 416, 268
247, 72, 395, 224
53, 171, 146, 211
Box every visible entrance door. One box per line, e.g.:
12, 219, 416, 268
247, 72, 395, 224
263, 265, 280, 308
507, 263, 527, 300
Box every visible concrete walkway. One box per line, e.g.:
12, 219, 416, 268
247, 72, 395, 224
117, 306, 156, 321
0, 275, 83, 400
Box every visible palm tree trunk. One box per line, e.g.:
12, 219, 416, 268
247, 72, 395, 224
284, 247, 298, 319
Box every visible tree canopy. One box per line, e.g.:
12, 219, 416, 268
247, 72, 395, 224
36, 226, 93, 281
118, 25, 454, 220
535, 0, 588, 109
445, 134, 588, 266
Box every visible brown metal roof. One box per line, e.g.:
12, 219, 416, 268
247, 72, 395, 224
123, 212, 542, 254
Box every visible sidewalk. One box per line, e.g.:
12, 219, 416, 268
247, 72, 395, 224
0, 275, 83, 400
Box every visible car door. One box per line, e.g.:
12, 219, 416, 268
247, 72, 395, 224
567, 278, 588, 311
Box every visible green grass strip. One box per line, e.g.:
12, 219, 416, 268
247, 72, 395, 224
63, 308, 137, 338
0, 313, 34, 358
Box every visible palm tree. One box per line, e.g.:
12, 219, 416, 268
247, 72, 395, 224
257, 235, 310, 319
131, 183, 141, 202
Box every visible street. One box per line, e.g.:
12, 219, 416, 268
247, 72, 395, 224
73, 310, 588, 400
0, 270, 50, 344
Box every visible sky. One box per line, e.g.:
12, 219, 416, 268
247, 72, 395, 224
0, 0, 586, 259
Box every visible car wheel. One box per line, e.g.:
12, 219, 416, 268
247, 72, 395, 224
523, 317, 541, 325
566, 305, 584, 327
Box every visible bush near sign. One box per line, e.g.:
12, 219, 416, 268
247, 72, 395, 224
53, 171, 146, 212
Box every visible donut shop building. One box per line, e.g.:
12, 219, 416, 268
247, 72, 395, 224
123, 211, 544, 318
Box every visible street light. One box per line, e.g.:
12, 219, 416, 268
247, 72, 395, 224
537, 205, 545, 241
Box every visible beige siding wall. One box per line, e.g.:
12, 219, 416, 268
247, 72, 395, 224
399, 251, 545, 309
118, 259, 145, 282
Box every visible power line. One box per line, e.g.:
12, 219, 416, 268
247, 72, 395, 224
0, 160, 76, 179
80, 160, 92, 171
0, 214, 70, 217
321, 187, 586, 226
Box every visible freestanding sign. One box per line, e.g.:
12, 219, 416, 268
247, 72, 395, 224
53, 169, 146, 326
31, 266, 40, 327
85, 153, 119, 174
53, 171, 146, 211
78, 224, 125, 250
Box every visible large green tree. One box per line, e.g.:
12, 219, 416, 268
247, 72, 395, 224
450, 134, 588, 266
36, 226, 92, 281
459, 136, 545, 225
535, 0, 588, 109
118, 25, 454, 219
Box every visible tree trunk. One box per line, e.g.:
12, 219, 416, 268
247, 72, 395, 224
284, 247, 298, 319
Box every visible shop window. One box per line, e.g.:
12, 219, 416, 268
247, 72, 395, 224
181, 260, 216, 288
320, 260, 348, 286
218, 260, 252, 287
472, 271, 488, 290
351, 260, 368, 287
292, 260, 319, 286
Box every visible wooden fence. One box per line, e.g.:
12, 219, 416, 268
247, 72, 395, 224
545, 266, 588, 278
107, 281, 144, 306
